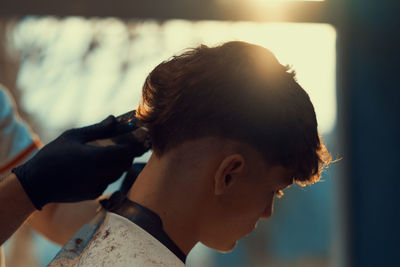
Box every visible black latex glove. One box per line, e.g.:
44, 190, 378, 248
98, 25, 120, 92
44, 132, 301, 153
12, 115, 146, 210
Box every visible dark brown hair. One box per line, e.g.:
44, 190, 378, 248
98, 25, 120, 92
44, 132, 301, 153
137, 41, 331, 185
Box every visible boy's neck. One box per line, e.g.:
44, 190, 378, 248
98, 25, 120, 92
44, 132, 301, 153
126, 154, 200, 256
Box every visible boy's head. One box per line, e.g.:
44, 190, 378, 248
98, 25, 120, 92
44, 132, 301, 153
135, 41, 331, 251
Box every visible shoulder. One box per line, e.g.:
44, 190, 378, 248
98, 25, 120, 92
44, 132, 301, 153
76, 212, 185, 267
0, 86, 39, 177
0, 86, 15, 121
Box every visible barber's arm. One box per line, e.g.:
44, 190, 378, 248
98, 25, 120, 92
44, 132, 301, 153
27, 162, 145, 245
0, 116, 141, 245
0, 173, 36, 244
27, 198, 105, 245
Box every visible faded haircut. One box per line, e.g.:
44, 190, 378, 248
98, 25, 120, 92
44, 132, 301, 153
137, 41, 331, 185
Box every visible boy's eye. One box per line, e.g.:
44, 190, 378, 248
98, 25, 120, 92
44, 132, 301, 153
275, 190, 284, 199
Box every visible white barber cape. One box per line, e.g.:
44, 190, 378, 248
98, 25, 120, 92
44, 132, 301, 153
49, 211, 186, 267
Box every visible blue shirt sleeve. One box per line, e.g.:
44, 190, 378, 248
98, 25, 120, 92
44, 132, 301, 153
0, 86, 38, 178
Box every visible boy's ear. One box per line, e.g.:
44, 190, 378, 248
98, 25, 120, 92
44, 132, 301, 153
214, 154, 245, 195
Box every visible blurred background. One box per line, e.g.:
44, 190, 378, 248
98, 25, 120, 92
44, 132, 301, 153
0, 0, 398, 266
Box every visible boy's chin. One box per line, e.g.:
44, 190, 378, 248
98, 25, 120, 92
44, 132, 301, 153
207, 240, 238, 253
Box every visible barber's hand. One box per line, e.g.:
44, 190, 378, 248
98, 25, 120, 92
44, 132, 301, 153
12, 115, 143, 210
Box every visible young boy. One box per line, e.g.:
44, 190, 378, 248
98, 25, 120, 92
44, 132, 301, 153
44, 41, 330, 266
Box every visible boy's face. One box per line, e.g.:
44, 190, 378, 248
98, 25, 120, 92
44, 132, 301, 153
199, 150, 293, 252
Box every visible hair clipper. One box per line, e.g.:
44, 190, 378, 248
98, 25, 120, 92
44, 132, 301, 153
88, 110, 151, 154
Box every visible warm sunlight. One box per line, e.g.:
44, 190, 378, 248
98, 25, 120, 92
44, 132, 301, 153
248, 0, 323, 2
6, 16, 336, 267
11, 19, 336, 136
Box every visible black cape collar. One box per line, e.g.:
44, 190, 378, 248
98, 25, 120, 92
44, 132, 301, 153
100, 191, 187, 263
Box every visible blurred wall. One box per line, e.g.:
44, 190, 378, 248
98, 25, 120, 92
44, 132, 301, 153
336, 1, 400, 266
